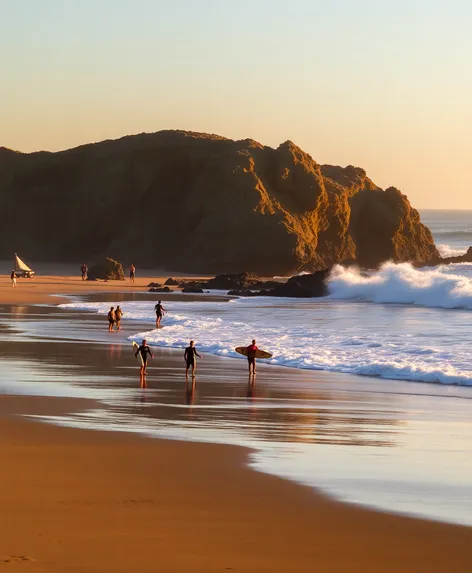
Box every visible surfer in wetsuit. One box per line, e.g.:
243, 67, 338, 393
114, 305, 123, 330
246, 339, 258, 376
135, 338, 154, 378
184, 340, 202, 378
107, 307, 115, 332
154, 301, 166, 328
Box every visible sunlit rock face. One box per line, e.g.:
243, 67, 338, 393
0, 131, 438, 274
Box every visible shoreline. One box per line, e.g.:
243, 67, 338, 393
2, 395, 472, 572
1, 275, 472, 570
2, 284, 472, 527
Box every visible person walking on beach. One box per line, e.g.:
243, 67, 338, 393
154, 301, 166, 328
184, 340, 202, 379
246, 339, 259, 376
107, 307, 115, 332
129, 264, 136, 283
114, 305, 123, 330
81, 263, 88, 281
10, 270, 16, 288
135, 338, 154, 379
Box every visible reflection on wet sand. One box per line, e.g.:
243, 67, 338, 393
3, 303, 472, 526
0, 304, 403, 449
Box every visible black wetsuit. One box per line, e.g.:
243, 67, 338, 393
184, 346, 198, 366
155, 303, 164, 318
137, 345, 153, 364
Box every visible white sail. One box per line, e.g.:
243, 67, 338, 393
14, 254, 33, 273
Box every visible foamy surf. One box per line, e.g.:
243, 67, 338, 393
328, 262, 472, 309
59, 268, 472, 387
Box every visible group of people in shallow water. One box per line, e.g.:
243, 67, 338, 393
106, 301, 260, 383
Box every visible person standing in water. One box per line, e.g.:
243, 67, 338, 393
10, 270, 16, 288
114, 305, 123, 330
129, 264, 136, 283
81, 263, 88, 281
135, 339, 154, 380
184, 340, 202, 378
246, 339, 259, 376
107, 307, 115, 332
154, 300, 166, 328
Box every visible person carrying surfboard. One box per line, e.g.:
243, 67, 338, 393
154, 301, 166, 328
184, 340, 202, 379
134, 339, 154, 378
246, 339, 259, 376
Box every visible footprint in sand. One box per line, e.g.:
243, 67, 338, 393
1, 555, 34, 563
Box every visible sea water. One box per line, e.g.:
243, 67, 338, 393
5, 209, 472, 526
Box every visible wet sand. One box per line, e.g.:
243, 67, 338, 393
2, 395, 472, 573
1, 280, 472, 571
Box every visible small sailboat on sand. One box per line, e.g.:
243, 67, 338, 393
14, 254, 35, 278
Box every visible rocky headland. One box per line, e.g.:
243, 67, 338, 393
0, 130, 439, 275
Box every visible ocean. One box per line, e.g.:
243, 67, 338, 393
2, 209, 472, 527
59, 210, 472, 387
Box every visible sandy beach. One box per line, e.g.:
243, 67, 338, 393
1, 275, 472, 572
0, 265, 200, 305
2, 396, 472, 573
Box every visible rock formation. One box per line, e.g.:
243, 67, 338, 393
0, 131, 439, 274
87, 258, 124, 281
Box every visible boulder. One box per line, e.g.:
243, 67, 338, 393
147, 282, 162, 287
227, 289, 258, 297
179, 280, 204, 289
164, 278, 179, 285
149, 286, 172, 293
206, 272, 262, 290
87, 258, 124, 281
182, 287, 204, 293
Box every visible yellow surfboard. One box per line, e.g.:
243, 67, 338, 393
235, 346, 273, 359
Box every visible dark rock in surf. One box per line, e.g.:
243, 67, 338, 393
182, 287, 204, 293
206, 272, 262, 290
147, 282, 162, 287
227, 289, 258, 297
149, 286, 172, 293
164, 278, 179, 285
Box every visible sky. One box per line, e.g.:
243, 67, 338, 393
1, 0, 471, 208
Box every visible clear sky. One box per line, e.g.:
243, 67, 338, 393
1, 0, 471, 208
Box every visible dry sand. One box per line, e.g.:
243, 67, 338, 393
1, 274, 472, 572
0, 273, 190, 305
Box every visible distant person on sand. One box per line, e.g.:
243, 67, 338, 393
129, 264, 136, 283
184, 340, 202, 378
135, 338, 154, 378
107, 307, 115, 332
114, 305, 123, 330
246, 339, 259, 376
154, 301, 166, 328
81, 263, 88, 281
10, 270, 16, 288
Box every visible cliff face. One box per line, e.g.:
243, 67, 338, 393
0, 131, 439, 274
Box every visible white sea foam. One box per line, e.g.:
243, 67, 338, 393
60, 267, 472, 387
437, 244, 467, 257
328, 262, 472, 309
